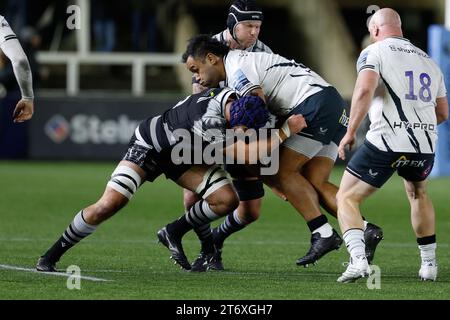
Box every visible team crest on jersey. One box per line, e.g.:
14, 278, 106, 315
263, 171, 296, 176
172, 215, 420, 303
357, 50, 369, 71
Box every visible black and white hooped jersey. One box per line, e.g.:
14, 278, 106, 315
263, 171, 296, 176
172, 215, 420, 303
0, 15, 17, 46
358, 36, 447, 154
213, 29, 272, 54
224, 50, 331, 117
135, 87, 236, 153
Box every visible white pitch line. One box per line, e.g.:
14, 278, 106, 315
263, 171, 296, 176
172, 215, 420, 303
0, 264, 111, 282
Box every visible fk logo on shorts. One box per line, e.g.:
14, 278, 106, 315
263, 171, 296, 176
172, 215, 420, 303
391, 155, 427, 168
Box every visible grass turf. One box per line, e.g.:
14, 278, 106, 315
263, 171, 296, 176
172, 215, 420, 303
0, 160, 449, 300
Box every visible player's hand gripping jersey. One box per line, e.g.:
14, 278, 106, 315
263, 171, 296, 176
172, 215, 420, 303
357, 36, 447, 154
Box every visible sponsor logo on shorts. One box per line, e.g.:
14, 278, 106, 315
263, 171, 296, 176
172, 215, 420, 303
422, 165, 432, 177
319, 127, 328, 135
368, 169, 379, 177
391, 155, 427, 168
339, 109, 349, 127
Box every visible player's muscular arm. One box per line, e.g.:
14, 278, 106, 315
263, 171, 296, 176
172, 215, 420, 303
347, 70, 379, 135
224, 114, 307, 163
0, 38, 34, 122
338, 70, 379, 160
436, 97, 449, 125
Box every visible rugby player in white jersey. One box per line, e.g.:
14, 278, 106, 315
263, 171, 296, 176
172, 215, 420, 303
182, 0, 275, 272
336, 8, 448, 283
36, 87, 306, 272
0, 15, 34, 122
181, 34, 385, 269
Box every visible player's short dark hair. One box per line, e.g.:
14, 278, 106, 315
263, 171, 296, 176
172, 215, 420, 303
182, 34, 230, 63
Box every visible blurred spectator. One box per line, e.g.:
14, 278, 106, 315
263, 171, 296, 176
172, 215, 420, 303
91, 0, 117, 52
131, 0, 161, 52
5, 0, 27, 32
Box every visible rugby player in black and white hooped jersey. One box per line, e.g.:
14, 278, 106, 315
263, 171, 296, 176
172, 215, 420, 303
182, 35, 386, 268
182, 0, 275, 272
36, 86, 306, 272
336, 8, 448, 283
0, 15, 34, 122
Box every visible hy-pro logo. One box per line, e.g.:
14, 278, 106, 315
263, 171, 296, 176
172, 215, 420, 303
44, 114, 140, 144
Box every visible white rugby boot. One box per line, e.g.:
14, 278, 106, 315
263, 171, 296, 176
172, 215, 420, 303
419, 259, 437, 281
337, 255, 371, 283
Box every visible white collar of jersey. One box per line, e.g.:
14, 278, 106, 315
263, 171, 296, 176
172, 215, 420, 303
387, 36, 410, 42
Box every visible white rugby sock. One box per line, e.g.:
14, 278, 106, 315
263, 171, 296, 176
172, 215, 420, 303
343, 229, 366, 260
312, 223, 333, 238
419, 243, 437, 265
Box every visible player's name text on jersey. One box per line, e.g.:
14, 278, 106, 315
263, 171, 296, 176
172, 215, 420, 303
388, 45, 429, 58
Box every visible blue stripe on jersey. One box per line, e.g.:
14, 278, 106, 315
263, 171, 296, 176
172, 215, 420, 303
381, 76, 422, 153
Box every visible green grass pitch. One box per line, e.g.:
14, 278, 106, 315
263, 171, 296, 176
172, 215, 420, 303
0, 161, 449, 299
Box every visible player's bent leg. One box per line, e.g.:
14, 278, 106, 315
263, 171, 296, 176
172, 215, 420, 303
37, 161, 145, 272
302, 155, 338, 217
184, 188, 200, 210
336, 171, 377, 283
268, 147, 342, 267
404, 180, 435, 238
302, 148, 384, 258
185, 188, 216, 262
270, 147, 321, 220
204, 180, 264, 271
191, 177, 264, 272
157, 165, 238, 271
404, 179, 438, 281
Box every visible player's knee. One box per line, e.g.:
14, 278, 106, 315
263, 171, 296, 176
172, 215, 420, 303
207, 189, 239, 216
336, 189, 358, 207
307, 176, 325, 192
406, 186, 428, 200
183, 189, 199, 210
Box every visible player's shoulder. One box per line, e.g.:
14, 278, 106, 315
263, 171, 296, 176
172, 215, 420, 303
359, 42, 380, 57
251, 39, 273, 53
212, 30, 227, 44
198, 87, 236, 106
